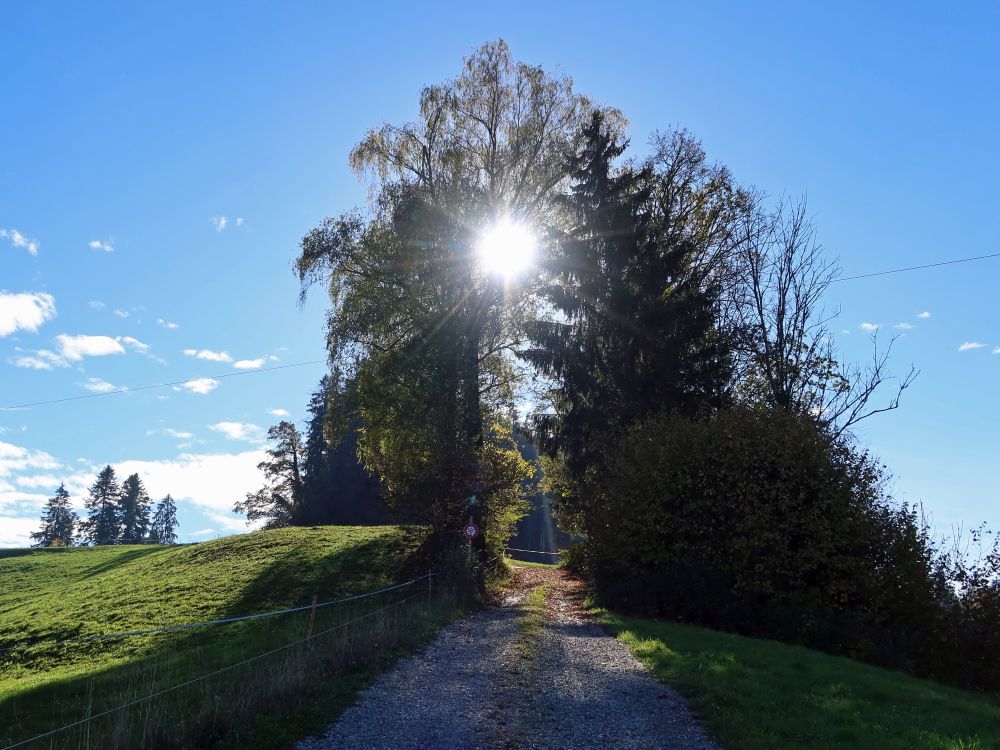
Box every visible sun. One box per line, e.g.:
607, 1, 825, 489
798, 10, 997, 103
476, 217, 536, 278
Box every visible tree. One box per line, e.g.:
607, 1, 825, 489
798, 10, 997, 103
233, 421, 305, 529
294, 40, 582, 551
30, 483, 77, 547
727, 197, 917, 438
82, 465, 120, 545
522, 114, 731, 528
118, 473, 151, 544
296, 374, 386, 525
149, 494, 179, 544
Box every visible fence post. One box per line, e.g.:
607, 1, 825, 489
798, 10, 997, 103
307, 594, 318, 639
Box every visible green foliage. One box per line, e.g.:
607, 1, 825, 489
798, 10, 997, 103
29, 483, 77, 547
234, 421, 305, 529
118, 472, 151, 544
599, 612, 1000, 750
149, 493, 178, 544
81, 465, 121, 545
522, 114, 732, 531
588, 408, 949, 671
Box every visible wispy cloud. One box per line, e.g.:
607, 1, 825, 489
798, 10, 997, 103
88, 300, 105, 310
0, 292, 56, 337
164, 428, 193, 439
233, 358, 264, 369
210, 421, 264, 442
87, 239, 114, 253
917, 311, 931, 319
157, 318, 179, 330
11, 348, 65, 370
859, 322, 880, 333
1, 228, 39, 255
993, 347, 1000, 355
183, 349, 232, 363
180, 378, 219, 395
55, 334, 126, 361
958, 342, 986, 352
80, 377, 121, 393
269, 408, 289, 417
211, 216, 228, 232
119, 336, 150, 353
894, 322, 914, 330
113, 309, 129, 318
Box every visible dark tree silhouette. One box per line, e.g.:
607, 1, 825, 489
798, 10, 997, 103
82, 465, 121, 545
233, 421, 305, 529
119, 473, 152, 544
149, 494, 179, 544
522, 113, 731, 527
30, 483, 77, 547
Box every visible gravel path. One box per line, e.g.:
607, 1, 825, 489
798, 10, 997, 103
296, 568, 719, 750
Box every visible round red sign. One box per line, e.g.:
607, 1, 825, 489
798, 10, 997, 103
463, 522, 479, 539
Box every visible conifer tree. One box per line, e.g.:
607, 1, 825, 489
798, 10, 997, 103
149, 494, 179, 544
30, 483, 77, 547
233, 421, 305, 528
523, 113, 730, 523
82, 465, 121, 545
119, 473, 152, 543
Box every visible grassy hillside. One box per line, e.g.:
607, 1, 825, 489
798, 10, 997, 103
0, 526, 459, 749
599, 611, 1000, 750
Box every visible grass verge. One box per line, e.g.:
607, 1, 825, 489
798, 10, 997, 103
596, 610, 1000, 750
0, 526, 464, 749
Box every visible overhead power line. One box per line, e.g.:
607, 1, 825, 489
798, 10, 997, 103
1, 359, 327, 411
833, 251, 1000, 282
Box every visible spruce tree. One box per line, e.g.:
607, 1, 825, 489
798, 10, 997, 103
82, 465, 121, 545
30, 483, 77, 547
523, 113, 730, 515
149, 494, 178, 544
119, 473, 152, 543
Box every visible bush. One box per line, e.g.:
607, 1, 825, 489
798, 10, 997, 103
585, 408, 961, 679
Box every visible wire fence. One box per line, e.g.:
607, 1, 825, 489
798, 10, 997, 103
0, 575, 432, 656
1, 590, 426, 750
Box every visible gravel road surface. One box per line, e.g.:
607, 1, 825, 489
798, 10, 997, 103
296, 567, 719, 750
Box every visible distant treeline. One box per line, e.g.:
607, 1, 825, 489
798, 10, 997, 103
30, 467, 178, 547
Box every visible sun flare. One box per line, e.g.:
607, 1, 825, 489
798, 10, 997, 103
477, 218, 536, 278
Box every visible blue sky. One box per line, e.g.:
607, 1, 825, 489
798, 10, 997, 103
2, 2, 997, 546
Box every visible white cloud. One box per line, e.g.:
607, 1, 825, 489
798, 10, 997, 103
0, 440, 61, 478
994, 347, 1000, 355
917, 311, 931, 319
81, 377, 120, 393
181, 378, 219, 395
165, 428, 193, 439
157, 318, 180, 330
113, 309, 129, 318
88, 300, 105, 310
14, 474, 62, 490
233, 358, 264, 369
894, 322, 914, 330
56, 334, 126, 361
235, 217, 244, 227
183, 348, 232, 363
211, 421, 264, 442
114, 450, 266, 512
0, 516, 41, 547
0, 292, 56, 337
1, 228, 39, 255
88, 239, 114, 253
859, 322, 880, 333
119, 336, 149, 353
269, 408, 289, 417
958, 342, 986, 352
211, 216, 228, 232
12, 348, 65, 370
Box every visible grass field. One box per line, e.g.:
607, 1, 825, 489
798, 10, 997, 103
0, 526, 462, 749
598, 611, 1000, 750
